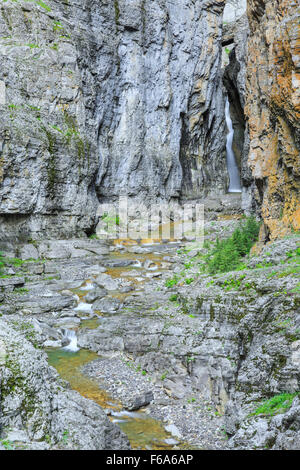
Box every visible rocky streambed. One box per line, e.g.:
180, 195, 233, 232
0, 215, 299, 450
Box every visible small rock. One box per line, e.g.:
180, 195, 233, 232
61, 290, 74, 296
43, 340, 62, 348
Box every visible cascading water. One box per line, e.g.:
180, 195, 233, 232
62, 329, 79, 352
225, 97, 242, 193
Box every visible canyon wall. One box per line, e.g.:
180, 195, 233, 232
245, 0, 300, 240
0, 0, 227, 241
96, 0, 228, 203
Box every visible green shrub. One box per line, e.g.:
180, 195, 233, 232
0, 252, 4, 275
251, 393, 299, 417
165, 275, 180, 288
205, 217, 260, 274
169, 294, 178, 302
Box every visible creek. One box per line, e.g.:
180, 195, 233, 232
47, 239, 192, 450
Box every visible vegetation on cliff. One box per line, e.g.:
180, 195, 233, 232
204, 217, 260, 274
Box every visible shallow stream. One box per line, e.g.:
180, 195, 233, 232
47, 239, 189, 450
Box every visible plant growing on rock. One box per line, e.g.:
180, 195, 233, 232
250, 393, 300, 417
204, 217, 260, 274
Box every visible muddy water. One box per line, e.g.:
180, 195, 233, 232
47, 244, 188, 450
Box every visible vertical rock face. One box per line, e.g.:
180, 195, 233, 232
96, 0, 227, 202
0, 0, 227, 241
0, 0, 100, 241
245, 0, 300, 240
223, 14, 249, 175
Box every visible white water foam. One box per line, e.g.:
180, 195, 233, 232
225, 97, 242, 193
74, 302, 93, 313
62, 329, 79, 352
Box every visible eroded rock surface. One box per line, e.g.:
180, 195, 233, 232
245, 0, 300, 239
0, 0, 228, 241
0, 319, 130, 450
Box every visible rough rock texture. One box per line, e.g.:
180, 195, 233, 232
0, 0, 100, 241
75, 230, 300, 449
223, 14, 249, 173
0, 319, 130, 450
93, 0, 228, 202
0, 0, 229, 242
245, 0, 300, 240
222, 14, 255, 213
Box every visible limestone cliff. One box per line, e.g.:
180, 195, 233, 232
245, 0, 300, 240
0, 0, 227, 241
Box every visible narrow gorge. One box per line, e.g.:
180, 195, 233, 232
0, 0, 299, 452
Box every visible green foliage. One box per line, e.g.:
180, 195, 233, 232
169, 294, 178, 302
114, 0, 120, 23
88, 233, 98, 240
160, 371, 168, 381
165, 275, 180, 288
36, 1, 51, 12
0, 252, 5, 275
184, 261, 193, 269
220, 275, 246, 291
101, 213, 120, 226
187, 397, 196, 404
251, 393, 299, 417
205, 217, 260, 274
12, 288, 29, 294
0, 439, 14, 450
26, 43, 39, 49
291, 283, 300, 294
62, 429, 69, 444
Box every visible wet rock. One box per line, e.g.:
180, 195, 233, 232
93, 297, 122, 314
43, 340, 62, 349
105, 260, 136, 268
165, 424, 182, 439
94, 274, 120, 291
124, 391, 154, 411
0, 319, 130, 450
146, 272, 162, 278
37, 323, 62, 341
12, 292, 76, 315
54, 318, 81, 329
85, 288, 108, 303
144, 260, 157, 270
120, 286, 134, 294
61, 290, 74, 297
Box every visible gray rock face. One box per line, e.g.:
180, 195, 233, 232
0, 0, 99, 241
95, 0, 228, 202
0, 319, 130, 450
124, 391, 154, 411
77, 234, 300, 449
0, 0, 228, 241
223, 15, 249, 180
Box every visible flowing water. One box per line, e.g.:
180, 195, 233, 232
47, 242, 192, 450
61, 329, 79, 352
225, 97, 242, 193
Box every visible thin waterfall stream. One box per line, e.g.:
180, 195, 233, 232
225, 97, 242, 193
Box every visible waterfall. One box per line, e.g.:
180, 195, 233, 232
62, 329, 79, 352
225, 97, 242, 193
